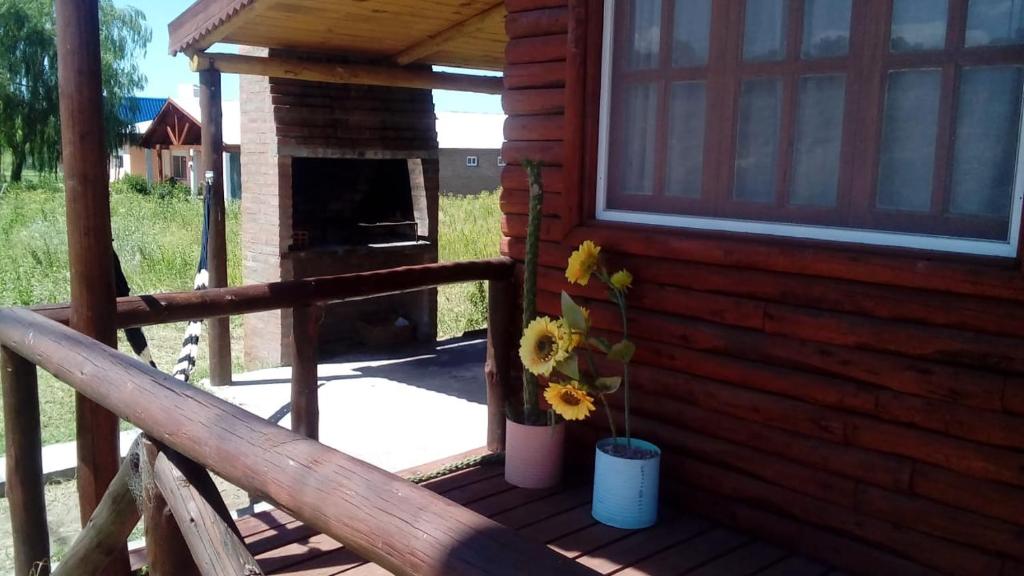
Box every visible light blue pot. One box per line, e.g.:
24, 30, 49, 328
592, 438, 661, 529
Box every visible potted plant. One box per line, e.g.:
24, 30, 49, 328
543, 241, 661, 529
504, 160, 567, 489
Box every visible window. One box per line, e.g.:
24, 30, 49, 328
172, 155, 189, 181
112, 155, 124, 169
497, 155, 507, 167
466, 155, 479, 167
597, 0, 1024, 256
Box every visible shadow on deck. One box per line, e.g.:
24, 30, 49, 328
233, 461, 838, 576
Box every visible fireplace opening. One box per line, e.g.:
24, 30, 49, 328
291, 157, 427, 249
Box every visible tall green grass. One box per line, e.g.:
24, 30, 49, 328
437, 190, 503, 339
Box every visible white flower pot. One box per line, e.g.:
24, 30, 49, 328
592, 437, 660, 529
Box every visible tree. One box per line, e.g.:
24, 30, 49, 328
0, 0, 150, 182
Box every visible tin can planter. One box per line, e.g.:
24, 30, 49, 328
504, 418, 565, 489
592, 437, 661, 529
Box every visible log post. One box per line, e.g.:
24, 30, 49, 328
485, 277, 516, 452
290, 305, 320, 440
51, 439, 142, 576
53, 3, 127, 572
200, 67, 232, 386
150, 444, 264, 575
2, 347, 50, 576
141, 438, 200, 576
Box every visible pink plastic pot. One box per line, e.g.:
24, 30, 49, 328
504, 418, 565, 489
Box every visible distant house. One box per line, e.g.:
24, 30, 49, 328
436, 112, 505, 195
111, 85, 242, 199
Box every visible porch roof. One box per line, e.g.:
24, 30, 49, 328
168, 0, 507, 71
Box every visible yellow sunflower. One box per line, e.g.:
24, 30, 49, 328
519, 316, 571, 376
544, 381, 596, 421
610, 269, 633, 292
566, 240, 601, 286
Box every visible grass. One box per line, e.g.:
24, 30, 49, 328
437, 190, 504, 339
0, 184, 501, 451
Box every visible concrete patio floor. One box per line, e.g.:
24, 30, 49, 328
211, 333, 490, 473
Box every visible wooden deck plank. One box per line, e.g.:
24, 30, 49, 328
489, 486, 592, 529
248, 519, 320, 556
576, 515, 712, 574
754, 556, 830, 576
685, 542, 790, 576
238, 463, 831, 576
519, 504, 598, 543
616, 529, 750, 576
548, 521, 635, 559
466, 485, 563, 517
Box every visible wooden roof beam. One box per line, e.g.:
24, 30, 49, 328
392, 2, 505, 66
191, 51, 503, 94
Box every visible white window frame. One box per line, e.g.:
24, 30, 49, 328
594, 0, 1024, 258
466, 155, 479, 167
497, 155, 507, 167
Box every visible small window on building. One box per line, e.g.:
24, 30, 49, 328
596, 0, 1024, 257
112, 155, 124, 169
172, 155, 189, 181
466, 155, 479, 167
497, 156, 507, 167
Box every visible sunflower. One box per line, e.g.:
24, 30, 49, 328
610, 269, 633, 292
566, 240, 601, 286
519, 316, 571, 376
544, 381, 596, 421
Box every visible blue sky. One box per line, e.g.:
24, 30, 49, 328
115, 0, 502, 113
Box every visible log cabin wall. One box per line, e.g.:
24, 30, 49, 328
499, 1, 1024, 574
241, 47, 439, 365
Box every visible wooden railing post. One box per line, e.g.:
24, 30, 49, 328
200, 66, 231, 387
485, 276, 516, 452
290, 304, 320, 440
2, 347, 50, 576
53, 7, 125, 572
141, 438, 200, 576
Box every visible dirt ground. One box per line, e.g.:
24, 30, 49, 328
0, 473, 255, 575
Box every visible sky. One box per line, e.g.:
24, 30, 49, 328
114, 0, 502, 113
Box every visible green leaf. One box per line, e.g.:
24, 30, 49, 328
561, 291, 587, 333
554, 354, 580, 380
587, 336, 611, 354
592, 376, 622, 394
608, 339, 636, 363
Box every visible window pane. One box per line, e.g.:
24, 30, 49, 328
617, 83, 659, 195
877, 70, 942, 212
951, 67, 1024, 218
891, 0, 948, 52
667, 82, 707, 198
791, 75, 846, 207
802, 0, 851, 58
744, 0, 788, 61
734, 78, 782, 202
673, 0, 711, 66
625, 0, 662, 69
965, 0, 1024, 47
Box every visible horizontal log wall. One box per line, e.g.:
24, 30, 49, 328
500, 1, 1024, 574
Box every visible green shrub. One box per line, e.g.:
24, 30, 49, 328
151, 178, 191, 200
111, 173, 150, 196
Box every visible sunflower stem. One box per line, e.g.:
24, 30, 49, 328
521, 160, 544, 424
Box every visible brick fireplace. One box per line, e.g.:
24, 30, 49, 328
240, 50, 439, 365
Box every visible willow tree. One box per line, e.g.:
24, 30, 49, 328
0, 0, 149, 182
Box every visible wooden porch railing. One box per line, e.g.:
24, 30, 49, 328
2, 259, 594, 576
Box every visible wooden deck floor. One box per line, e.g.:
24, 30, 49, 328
234, 462, 837, 576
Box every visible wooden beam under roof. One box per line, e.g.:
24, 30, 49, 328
392, 1, 505, 66
191, 52, 503, 94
